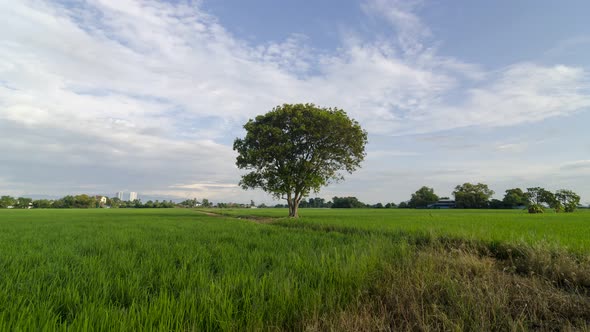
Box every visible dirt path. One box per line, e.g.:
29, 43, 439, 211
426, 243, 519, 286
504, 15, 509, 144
194, 209, 279, 224
196, 210, 221, 217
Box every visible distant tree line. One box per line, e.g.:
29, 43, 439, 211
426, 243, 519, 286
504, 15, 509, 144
0, 195, 175, 209
402, 184, 582, 213
271, 197, 396, 209
1, 184, 584, 213
271, 183, 583, 214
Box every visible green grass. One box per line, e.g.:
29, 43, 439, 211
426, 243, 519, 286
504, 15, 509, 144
211, 208, 590, 253
0, 208, 589, 330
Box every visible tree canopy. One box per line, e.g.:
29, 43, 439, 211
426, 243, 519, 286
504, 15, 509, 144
233, 104, 367, 217
408, 186, 439, 208
525, 187, 556, 213
453, 183, 494, 209
502, 188, 529, 208
332, 196, 367, 208
555, 189, 581, 213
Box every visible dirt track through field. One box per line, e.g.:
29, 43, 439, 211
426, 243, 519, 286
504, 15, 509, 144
194, 210, 278, 223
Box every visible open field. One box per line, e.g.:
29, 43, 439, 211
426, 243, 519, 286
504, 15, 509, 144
212, 208, 590, 253
0, 208, 589, 330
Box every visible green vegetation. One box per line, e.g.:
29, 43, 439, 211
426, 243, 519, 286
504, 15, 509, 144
453, 183, 495, 209
408, 186, 439, 208
0, 195, 176, 209
1, 208, 589, 330
234, 103, 367, 217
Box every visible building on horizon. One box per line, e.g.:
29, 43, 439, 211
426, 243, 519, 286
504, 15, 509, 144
129, 192, 138, 202
116, 192, 123, 200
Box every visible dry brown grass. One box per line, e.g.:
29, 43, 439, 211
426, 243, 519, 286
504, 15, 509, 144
307, 242, 590, 332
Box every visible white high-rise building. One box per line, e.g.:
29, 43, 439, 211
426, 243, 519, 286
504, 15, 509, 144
129, 192, 138, 201
116, 192, 123, 200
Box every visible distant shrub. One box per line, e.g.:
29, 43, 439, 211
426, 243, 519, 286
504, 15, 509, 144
528, 204, 544, 214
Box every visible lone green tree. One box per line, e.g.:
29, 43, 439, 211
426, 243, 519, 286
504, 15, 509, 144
408, 186, 439, 208
233, 104, 367, 218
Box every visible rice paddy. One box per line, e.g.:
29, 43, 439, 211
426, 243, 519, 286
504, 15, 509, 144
0, 208, 589, 330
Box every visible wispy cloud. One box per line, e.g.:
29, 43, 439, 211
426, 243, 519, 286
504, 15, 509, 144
560, 160, 590, 171
362, 0, 431, 55
170, 183, 239, 190
0, 0, 588, 200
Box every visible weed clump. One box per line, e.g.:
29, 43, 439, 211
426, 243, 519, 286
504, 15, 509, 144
312, 243, 590, 331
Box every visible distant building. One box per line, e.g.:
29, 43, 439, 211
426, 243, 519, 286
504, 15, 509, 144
427, 199, 456, 209
94, 196, 108, 207
116, 192, 123, 200
129, 192, 138, 201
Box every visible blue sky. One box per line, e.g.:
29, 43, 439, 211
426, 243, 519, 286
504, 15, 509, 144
1, 0, 589, 204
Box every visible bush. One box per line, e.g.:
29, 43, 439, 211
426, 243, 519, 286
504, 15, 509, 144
528, 204, 544, 214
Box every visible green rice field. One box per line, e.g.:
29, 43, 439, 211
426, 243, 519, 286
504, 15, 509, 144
0, 208, 589, 330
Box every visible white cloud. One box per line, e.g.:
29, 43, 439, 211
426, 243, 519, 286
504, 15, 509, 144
494, 143, 529, 153
170, 183, 239, 190
392, 63, 590, 135
362, 0, 431, 55
0, 0, 588, 200
560, 160, 590, 171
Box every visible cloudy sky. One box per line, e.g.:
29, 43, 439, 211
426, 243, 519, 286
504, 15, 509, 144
1, 0, 589, 204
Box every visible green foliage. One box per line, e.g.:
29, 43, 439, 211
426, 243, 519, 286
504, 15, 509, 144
0, 195, 17, 208
331, 196, 367, 208
408, 186, 439, 208
528, 204, 545, 214
502, 188, 529, 208
0, 195, 176, 209
555, 189, 581, 213
33, 199, 53, 208
526, 187, 554, 206
76, 194, 95, 208
488, 199, 505, 209
453, 183, 495, 208
179, 198, 199, 208
525, 187, 572, 214
109, 197, 122, 208
233, 103, 367, 217
306, 197, 329, 208
16, 197, 33, 208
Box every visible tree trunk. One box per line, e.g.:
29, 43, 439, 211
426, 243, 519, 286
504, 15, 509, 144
287, 196, 299, 218
290, 203, 299, 218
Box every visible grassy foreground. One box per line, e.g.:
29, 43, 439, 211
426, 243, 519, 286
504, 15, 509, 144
0, 208, 589, 330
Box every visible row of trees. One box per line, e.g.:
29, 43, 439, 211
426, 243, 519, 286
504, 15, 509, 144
406, 183, 496, 209
406, 184, 582, 213
0, 196, 33, 209
185, 186, 582, 213
0, 195, 176, 209
178, 198, 212, 208
272, 197, 396, 209
1, 185, 582, 213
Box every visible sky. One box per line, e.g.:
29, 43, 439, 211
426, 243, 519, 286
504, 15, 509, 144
1, 0, 589, 205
